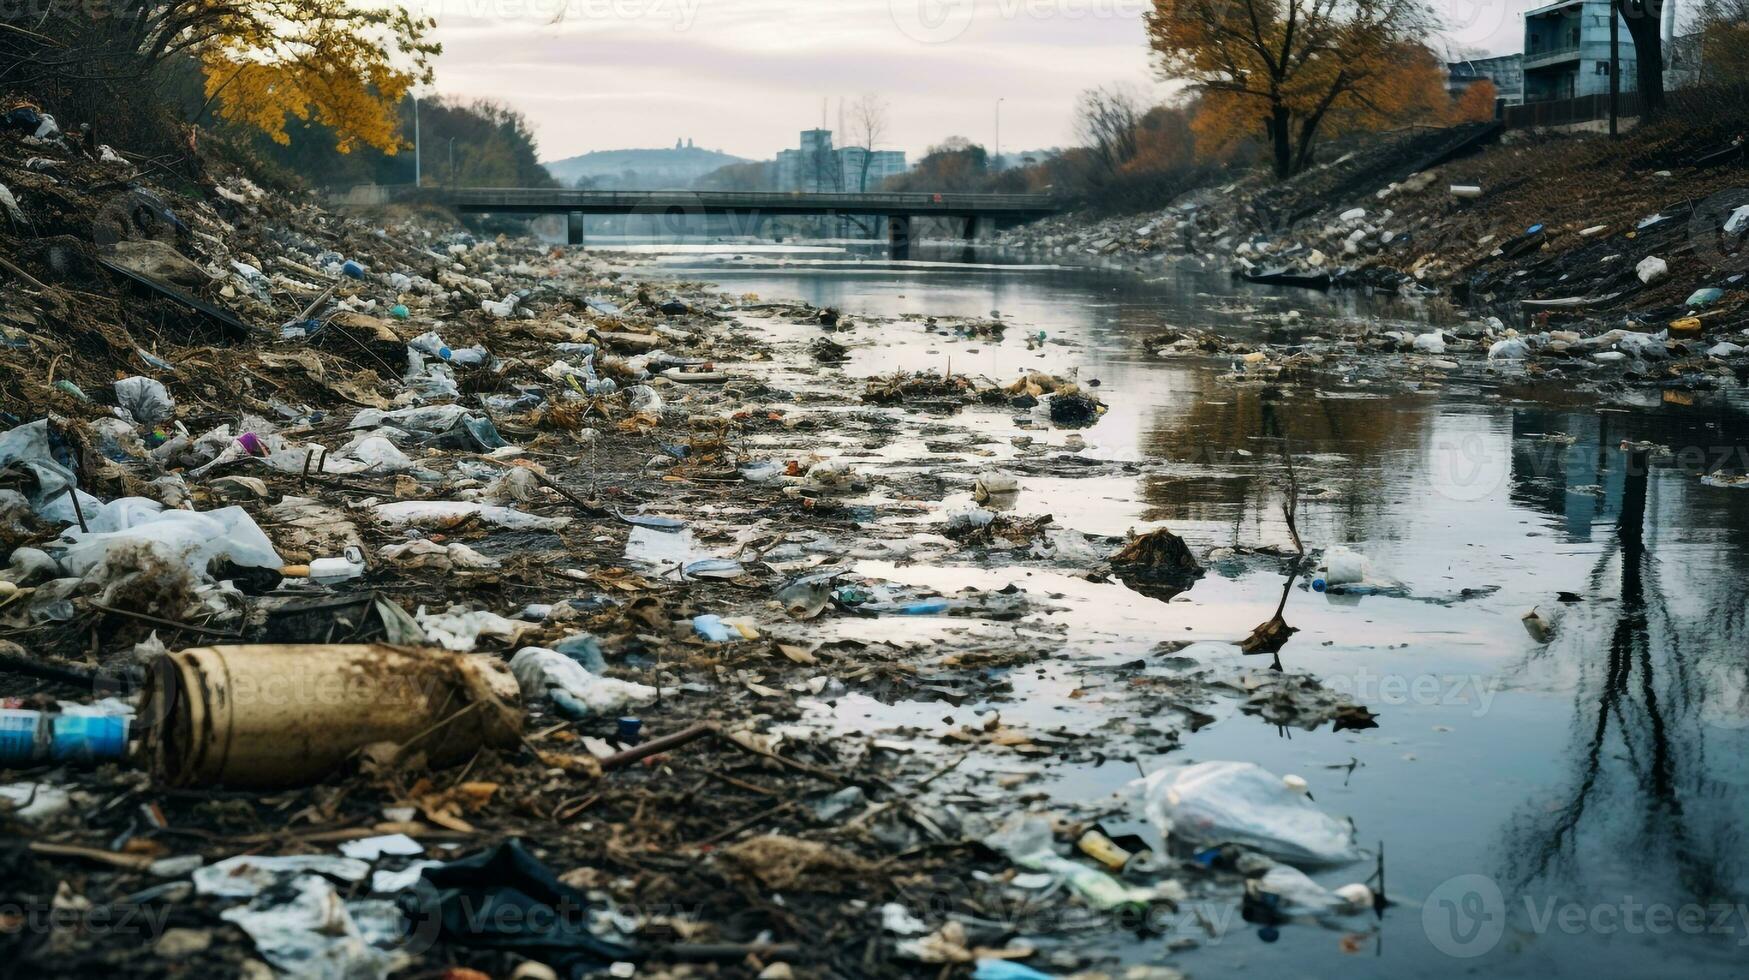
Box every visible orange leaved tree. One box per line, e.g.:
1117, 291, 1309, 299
1147, 0, 1437, 179
0, 0, 435, 157
199, 0, 438, 154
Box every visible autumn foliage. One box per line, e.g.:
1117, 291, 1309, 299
1450, 79, 1500, 123
200, 0, 437, 154
1, 0, 436, 158
1147, 0, 1443, 178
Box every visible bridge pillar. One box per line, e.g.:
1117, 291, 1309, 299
566, 211, 585, 246
887, 214, 912, 257
961, 216, 979, 241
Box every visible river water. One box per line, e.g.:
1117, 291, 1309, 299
609, 237, 1749, 978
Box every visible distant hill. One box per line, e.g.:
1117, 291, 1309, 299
542, 145, 748, 189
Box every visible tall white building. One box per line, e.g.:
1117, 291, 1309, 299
773, 129, 906, 192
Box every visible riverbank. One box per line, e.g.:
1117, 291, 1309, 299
999, 96, 1749, 391
6, 111, 1749, 980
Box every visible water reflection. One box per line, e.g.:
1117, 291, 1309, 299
1502, 436, 1749, 919
634, 241, 1749, 974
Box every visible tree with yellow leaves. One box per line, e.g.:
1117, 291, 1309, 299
3, 0, 435, 156
199, 0, 437, 154
1147, 0, 1437, 179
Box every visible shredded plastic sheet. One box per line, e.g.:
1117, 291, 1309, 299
194, 855, 370, 898
220, 875, 406, 980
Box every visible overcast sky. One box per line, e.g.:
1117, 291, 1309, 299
421, 0, 1542, 164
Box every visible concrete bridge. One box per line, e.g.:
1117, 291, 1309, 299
436, 188, 1062, 248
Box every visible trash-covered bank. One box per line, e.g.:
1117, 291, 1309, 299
0, 113, 1393, 979
999, 110, 1749, 386
5, 117, 1749, 980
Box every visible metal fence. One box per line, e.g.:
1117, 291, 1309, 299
1504, 91, 1643, 129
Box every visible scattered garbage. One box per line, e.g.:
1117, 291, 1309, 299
3, 95, 1733, 980
985, 815, 1179, 910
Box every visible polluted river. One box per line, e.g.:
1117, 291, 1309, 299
610, 237, 1749, 979
8, 201, 1749, 980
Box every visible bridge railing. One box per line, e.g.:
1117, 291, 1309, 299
441, 187, 1059, 211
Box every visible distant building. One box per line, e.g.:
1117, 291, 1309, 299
838, 147, 908, 191
1447, 54, 1524, 106
1521, 0, 1636, 102
773, 129, 907, 192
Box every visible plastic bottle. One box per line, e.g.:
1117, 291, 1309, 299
308, 546, 366, 585
0, 709, 130, 766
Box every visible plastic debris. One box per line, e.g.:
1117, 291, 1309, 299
1139, 761, 1361, 866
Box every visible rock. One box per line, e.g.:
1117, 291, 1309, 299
1635, 255, 1668, 284
1412, 331, 1446, 354
153, 928, 213, 958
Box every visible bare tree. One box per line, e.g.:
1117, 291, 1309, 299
1148, 0, 1434, 179
1075, 85, 1143, 178
847, 94, 891, 191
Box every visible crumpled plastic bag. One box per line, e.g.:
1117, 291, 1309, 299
1138, 760, 1361, 867
509, 646, 659, 719
221, 874, 406, 980
54, 506, 282, 578
394, 840, 633, 974
113, 377, 174, 426
0, 419, 92, 519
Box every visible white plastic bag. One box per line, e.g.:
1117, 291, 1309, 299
55, 506, 283, 578
1320, 545, 1374, 586
1139, 760, 1360, 867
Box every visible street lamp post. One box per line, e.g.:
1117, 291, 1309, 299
413, 93, 422, 186
994, 97, 1004, 172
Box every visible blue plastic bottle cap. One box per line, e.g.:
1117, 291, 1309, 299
1312, 577, 1327, 593
438, 347, 452, 360
0, 710, 45, 766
